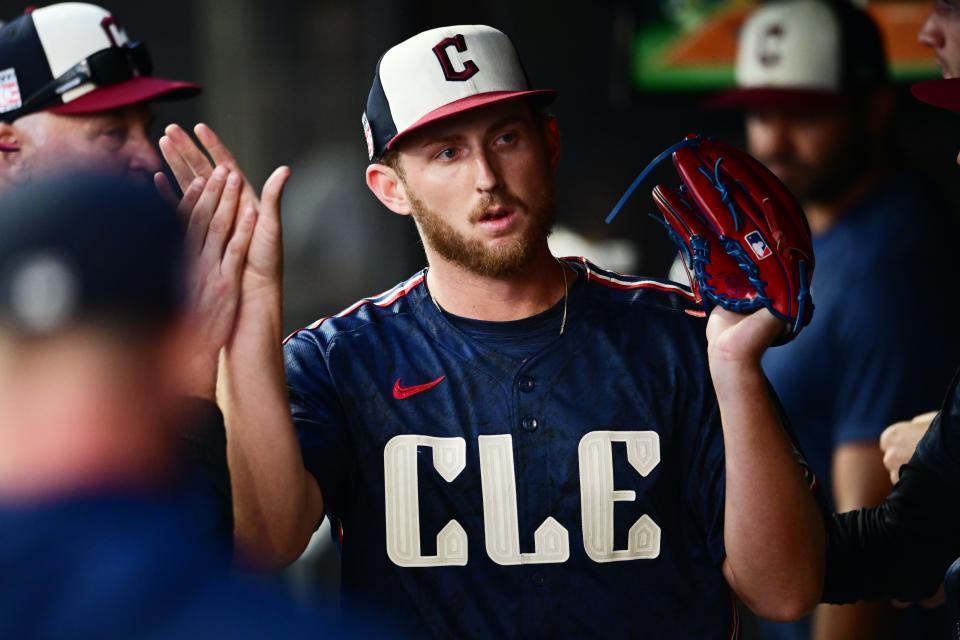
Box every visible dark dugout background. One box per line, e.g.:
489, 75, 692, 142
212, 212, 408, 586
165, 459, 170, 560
2, 0, 956, 334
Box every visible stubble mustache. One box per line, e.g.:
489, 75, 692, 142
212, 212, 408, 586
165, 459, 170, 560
467, 192, 526, 224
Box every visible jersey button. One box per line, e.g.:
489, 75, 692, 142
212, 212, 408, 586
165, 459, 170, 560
521, 417, 539, 432
518, 376, 536, 393
532, 572, 545, 586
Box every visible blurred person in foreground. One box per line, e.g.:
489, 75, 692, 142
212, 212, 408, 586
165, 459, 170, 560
708, 1, 960, 637
0, 173, 341, 639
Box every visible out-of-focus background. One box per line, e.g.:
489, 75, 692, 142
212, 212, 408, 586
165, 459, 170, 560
2, 0, 955, 632
1, 0, 953, 334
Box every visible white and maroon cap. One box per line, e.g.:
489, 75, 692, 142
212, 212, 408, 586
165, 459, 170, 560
710, 0, 889, 110
362, 25, 555, 161
0, 2, 199, 123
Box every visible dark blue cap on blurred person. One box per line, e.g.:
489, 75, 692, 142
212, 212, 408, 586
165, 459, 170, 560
0, 173, 186, 334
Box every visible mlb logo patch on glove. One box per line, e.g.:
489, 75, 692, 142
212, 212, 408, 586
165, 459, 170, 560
744, 231, 772, 260
606, 134, 815, 344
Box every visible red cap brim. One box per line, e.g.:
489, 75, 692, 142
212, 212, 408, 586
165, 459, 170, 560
386, 89, 557, 152
911, 78, 960, 112
47, 76, 201, 115
706, 87, 845, 111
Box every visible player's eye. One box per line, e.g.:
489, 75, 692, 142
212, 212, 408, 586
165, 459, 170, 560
434, 147, 460, 161
100, 127, 128, 150
496, 131, 518, 145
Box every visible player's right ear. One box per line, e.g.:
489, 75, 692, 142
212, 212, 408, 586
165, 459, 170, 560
365, 163, 413, 216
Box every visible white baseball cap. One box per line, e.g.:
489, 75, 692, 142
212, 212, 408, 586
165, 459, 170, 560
362, 25, 555, 161
710, 0, 888, 110
0, 3, 198, 123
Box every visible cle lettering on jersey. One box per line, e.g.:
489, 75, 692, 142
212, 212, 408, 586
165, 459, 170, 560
383, 431, 662, 567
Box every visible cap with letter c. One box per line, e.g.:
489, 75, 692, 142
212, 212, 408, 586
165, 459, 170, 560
709, 0, 888, 110
362, 25, 556, 162
0, 2, 199, 124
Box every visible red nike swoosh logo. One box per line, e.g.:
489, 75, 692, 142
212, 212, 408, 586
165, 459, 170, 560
393, 375, 446, 400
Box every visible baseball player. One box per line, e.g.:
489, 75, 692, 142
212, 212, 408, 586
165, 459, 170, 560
711, 2, 960, 638
820, 0, 960, 623
0, 0, 272, 399
217, 25, 824, 637
878, 0, 960, 487
0, 3, 197, 185
834, 0, 960, 502
0, 2, 294, 541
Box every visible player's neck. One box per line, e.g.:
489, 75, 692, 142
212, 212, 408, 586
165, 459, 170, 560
424, 244, 569, 322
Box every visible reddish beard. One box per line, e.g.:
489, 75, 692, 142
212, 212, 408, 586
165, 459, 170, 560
407, 187, 555, 278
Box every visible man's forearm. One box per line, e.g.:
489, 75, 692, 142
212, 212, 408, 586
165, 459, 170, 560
824, 460, 960, 604
220, 287, 321, 567
713, 363, 825, 620
813, 443, 899, 637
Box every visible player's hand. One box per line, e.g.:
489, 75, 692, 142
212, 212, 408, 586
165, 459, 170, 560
239, 165, 291, 303
705, 307, 785, 368
154, 123, 290, 302
170, 166, 257, 400
880, 411, 937, 484
155, 123, 260, 215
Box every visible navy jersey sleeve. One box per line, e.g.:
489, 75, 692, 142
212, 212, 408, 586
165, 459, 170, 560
284, 331, 354, 518
831, 273, 954, 446
824, 368, 960, 603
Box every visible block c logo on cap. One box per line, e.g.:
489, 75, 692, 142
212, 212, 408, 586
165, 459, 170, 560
757, 23, 784, 67
432, 35, 479, 82
99, 15, 130, 49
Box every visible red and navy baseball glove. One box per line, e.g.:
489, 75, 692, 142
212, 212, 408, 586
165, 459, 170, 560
606, 134, 814, 343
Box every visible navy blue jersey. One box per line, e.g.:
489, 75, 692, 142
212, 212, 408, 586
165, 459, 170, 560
763, 175, 960, 510
761, 175, 959, 640
285, 258, 742, 638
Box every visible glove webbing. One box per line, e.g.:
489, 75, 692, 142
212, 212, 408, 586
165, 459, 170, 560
605, 135, 704, 224
696, 157, 743, 232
